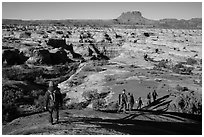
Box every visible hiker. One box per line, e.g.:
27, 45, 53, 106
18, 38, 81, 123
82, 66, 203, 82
147, 92, 151, 105
118, 89, 128, 113
144, 54, 148, 61
152, 90, 158, 102
127, 93, 135, 111
45, 81, 63, 125
136, 97, 143, 110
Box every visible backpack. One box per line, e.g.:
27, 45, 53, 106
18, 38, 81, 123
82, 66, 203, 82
147, 93, 151, 99
48, 90, 56, 108
130, 94, 134, 104
121, 93, 127, 102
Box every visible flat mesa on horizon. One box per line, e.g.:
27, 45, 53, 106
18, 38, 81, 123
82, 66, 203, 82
2, 11, 202, 29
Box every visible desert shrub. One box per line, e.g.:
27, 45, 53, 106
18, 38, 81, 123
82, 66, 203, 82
105, 75, 116, 82
105, 101, 119, 110
82, 89, 100, 101
2, 66, 44, 82
175, 85, 189, 92
176, 93, 202, 115
2, 103, 20, 122
31, 89, 45, 99
34, 95, 46, 110
41, 63, 73, 78
92, 99, 106, 110
2, 85, 23, 122
157, 60, 168, 68
172, 62, 193, 74
186, 58, 197, 65
172, 64, 182, 73
2, 85, 24, 105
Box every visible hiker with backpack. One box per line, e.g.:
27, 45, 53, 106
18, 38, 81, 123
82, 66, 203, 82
136, 97, 143, 110
127, 93, 135, 111
147, 92, 151, 106
118, 89, 128, 113
45, 81, 63, 125
152, 90, 158, 102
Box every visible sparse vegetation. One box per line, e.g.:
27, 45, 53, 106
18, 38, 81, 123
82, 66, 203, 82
186, 57, 197, 65
2, 62, 80, 122
105, 75, 116, 82
172, 62, 194, 75
82, 89, 100, 101
175, 85, 189, 92
105, 101, 119, 111
92, 99, 106, 110
174, 92, 202, 115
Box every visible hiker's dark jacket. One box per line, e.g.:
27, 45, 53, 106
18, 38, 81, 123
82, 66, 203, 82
120, 93, 128, 103
45, 86, 63, 109
127, 94, 134, 104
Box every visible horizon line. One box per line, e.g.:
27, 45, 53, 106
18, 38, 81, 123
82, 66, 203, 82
2, 17, 202, 21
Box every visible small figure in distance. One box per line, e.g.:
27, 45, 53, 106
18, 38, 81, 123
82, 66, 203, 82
118, 89, 128, 113
147, 92, 151, 106
152, 90, 158, 102
144, 54, 148, 61
136, 97, 143, 110
45, 81, 63, 125
127, 93, 135, 111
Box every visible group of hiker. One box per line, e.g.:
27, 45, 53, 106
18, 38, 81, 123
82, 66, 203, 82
117, 89, 158, 113
44, 80, 159, 125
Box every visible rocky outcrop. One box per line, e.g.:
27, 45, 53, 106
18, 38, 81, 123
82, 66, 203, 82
26, 48, 73, 65
47, 39, 83, 60
47, 38, 67, 49
26, 49, 52, 65
88, 44, 109, 60
50, 48, 73, 64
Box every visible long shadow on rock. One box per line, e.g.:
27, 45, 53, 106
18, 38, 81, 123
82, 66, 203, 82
142, 94, 171, 110
83, 117, 201, 135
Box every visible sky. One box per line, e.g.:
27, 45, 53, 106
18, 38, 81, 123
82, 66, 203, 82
2, 2, 202, 20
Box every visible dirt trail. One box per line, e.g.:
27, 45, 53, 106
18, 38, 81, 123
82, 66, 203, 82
58, 62, 88, 93
2, 109, 201, 135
